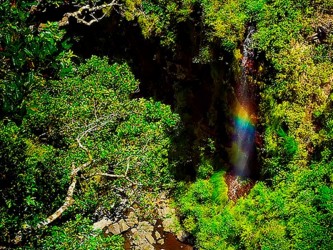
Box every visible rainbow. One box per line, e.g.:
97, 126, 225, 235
230, 26, 257, 177
230, 103, 256, 176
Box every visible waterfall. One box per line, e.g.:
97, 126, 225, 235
231, 26, 256, 177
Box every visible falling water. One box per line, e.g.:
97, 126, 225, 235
231, 26, 256, 177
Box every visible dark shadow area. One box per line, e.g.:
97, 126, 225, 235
34, 10, 258, 180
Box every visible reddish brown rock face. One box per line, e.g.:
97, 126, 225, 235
225, 172, 255, 202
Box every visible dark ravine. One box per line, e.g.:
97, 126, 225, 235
62, 13, 264, 205
63, 15, 241, 175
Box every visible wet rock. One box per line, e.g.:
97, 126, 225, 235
134, 243, 154, 250
132, 231, 154, 250
160, 193, 167, 200
158, 206, 172, 217
93, 218, 112, 231
122, 192, 192, 249
129, 220, 157, 250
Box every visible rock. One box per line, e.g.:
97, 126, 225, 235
108, 223, 121, 235
137, 221, 154, 232
163, 207, 172, 216
93, 218, 112, 231
132, 232, 154, 250
157, 238, 165, 245
176, 230, 189, 242
160, 193, 167, 200
143, 243, 154, 250
158, 206, 176, 218
155, 231, 161, 239
145, 233, 155, 245
162, 218, 174, 232
134, 243, 154, 250
118, 219, 129, 232
130, 220, 157, 250
126, 211, 138, 227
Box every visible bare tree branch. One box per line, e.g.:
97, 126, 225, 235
59, 0, 122, 26
37, 164, 79, 228
36, 129, 94, 229
36, 115, 124, 229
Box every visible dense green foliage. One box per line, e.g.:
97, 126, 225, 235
0, 1, 70, 118
179, 168, 333, 249
1, 0, 332, 249
0, 3, 179, 245
1, 55, 179, 247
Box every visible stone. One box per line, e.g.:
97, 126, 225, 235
159, 207, 172, 217
155, 231, 161, 239
160, 193, 167, 200
176, 230, 188, 242
157, 238, 165, 245
162, 218, 174, 232
93, 218, 112, 231
145, 233, 156, 245
126, 211, 138, 227
135, 243, 154, 250
143, 243, 155, 250
132, 232, 153, 250
118, 219, 130, 232
137, 221, 154, 232
108, 223, 121, 235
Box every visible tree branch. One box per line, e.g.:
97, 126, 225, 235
95, 159, 130, 178
36, 115, 121, 229
37, 161, 90, 228
36, 129, 95, 229
59, 0, 122, 26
